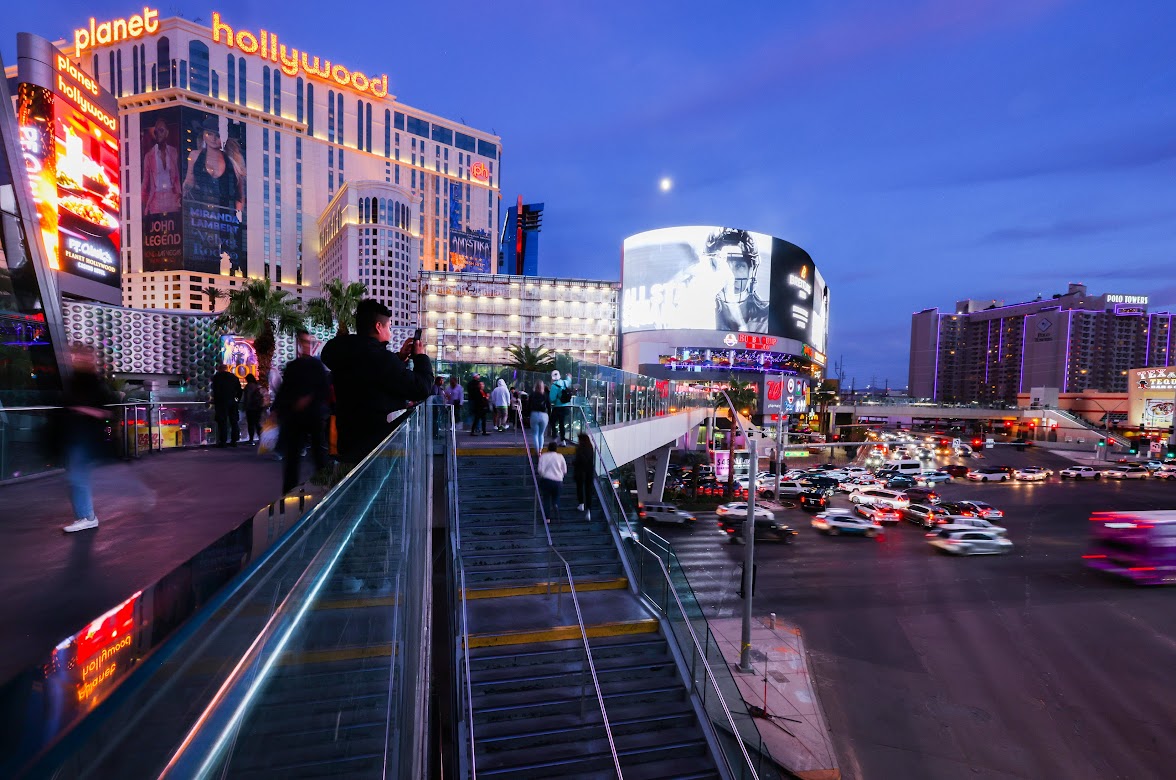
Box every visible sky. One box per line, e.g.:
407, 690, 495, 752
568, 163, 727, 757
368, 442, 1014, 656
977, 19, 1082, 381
6, 0, 1176, 388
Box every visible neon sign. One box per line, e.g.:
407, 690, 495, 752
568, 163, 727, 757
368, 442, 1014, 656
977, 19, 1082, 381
470, 161, 489, 181
212, 12, 389, 98
74, 7, 160, 53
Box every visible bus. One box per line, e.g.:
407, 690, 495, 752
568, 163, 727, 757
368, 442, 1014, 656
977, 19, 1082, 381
1084, 511, 1176, 585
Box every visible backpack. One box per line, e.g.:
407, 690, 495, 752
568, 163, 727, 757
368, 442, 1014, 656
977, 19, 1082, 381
559, 384, 573, 404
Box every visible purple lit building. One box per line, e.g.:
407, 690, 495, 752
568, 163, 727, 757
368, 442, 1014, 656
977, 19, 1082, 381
909, 283, 1175, 404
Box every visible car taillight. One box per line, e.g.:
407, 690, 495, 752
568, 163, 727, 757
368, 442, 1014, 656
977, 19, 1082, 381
638, 511, 646, 518
725, 528, 735, 534
1082, 554, 1106, 559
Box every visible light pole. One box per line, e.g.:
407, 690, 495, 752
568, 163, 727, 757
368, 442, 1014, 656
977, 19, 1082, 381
739, 438, 757, 673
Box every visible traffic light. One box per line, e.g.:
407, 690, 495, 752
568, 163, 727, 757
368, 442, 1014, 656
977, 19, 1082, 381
972, 438, 982, 448
1097, 440, 1105, 448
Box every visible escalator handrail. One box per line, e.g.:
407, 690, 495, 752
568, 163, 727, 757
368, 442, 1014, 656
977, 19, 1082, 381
514, 405, 622, 780
571, 405, 761, 780
445, 402, 478, 779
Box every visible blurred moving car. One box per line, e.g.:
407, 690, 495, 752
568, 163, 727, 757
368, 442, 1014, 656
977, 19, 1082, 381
719, 514, 798, 543
1085, 510, 1176, 584
967, 467, 1011, 482
1059, 465, 1102, 480
944, 465, 971, 478
638, 503, 697, 525
1105, 465, 1150, 480
849, 488, 910, 509
854, 503, 902, 525
904, 503, 953, 528
903, 486, 939, 504
936, 516, 1007, 535
1154, 467, 1176, 481
928, 529, 1014, 555
952, 500, 1004, 519
716, 502, 775, 521
797, 489, 829, 511
1013, 467, 1050, 481
838, 476, 881, 493
812, 510, 882, 537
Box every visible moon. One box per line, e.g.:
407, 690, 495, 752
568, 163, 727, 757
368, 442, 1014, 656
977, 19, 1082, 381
659, 177, 673, 192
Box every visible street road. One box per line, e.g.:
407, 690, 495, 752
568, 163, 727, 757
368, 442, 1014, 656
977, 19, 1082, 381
653, 452, 1176, 779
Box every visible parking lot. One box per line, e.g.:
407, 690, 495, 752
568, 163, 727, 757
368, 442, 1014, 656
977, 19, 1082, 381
653, 449, 1176, 780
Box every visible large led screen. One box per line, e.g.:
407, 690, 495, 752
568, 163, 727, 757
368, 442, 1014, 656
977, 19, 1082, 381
622, 227, 828, 353
16, 83, 121, 288
140, 107, 247, 275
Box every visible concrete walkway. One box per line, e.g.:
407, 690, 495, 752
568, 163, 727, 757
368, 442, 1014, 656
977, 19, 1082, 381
711, 615, 840, 780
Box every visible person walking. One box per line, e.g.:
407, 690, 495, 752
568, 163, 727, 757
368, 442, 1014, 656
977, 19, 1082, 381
319, 299, 433, 465
573, 432, 596, 518
549, 370, 573, 445
242, 374, 265, 445
274, 329, 331, 493
465, 373, 482, 431
431, 376, 447, 437
490, 378, 511, 432
537, 441, 567, 522
445, 375, 464, 430
60, 345, 113, 533
469, 380, 490, 436
211, 364, 242, 447
529, 380, 551, 452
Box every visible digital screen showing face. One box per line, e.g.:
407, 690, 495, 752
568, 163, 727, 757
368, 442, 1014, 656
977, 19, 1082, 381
766, 238, 825, 352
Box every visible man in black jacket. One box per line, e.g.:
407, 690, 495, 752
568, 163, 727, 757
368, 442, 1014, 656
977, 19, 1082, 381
211, 364, 242, 447
320, 300, 433, 464
274, 329, 330, 492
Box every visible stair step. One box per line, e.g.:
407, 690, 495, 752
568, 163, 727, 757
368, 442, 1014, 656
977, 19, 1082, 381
471, 655, 675, 693
476, 710, 698, 751
463, 577, 628, 600
470, 636, 669, 672
472, 683, 687, 726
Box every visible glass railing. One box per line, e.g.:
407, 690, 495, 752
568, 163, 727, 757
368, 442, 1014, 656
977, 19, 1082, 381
570, 405, 778, 780
15, 401, 436, 779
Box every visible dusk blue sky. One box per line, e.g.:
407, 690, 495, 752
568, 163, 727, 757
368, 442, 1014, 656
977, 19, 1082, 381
6, 1, 1175, 388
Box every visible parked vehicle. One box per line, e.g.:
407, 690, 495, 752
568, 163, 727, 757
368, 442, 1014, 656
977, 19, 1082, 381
885, 475, 917, 490
812, 510, 882, 537
1059, 465, 1102, 480
928, 528, 1013, 555
1085, 510, 1176, 584
937, 501, 978, 517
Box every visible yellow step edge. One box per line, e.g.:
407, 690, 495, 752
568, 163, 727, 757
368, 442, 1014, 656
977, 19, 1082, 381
466, 618, 658, 649
279, 643, 395, 666
463, 578, 628, 601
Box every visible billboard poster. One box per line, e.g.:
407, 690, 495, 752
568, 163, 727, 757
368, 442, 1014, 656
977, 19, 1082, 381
766, 238, 822, 349
449, 181, 463, 231
449, 231, 491, 273
221, 335, 259, 384
761, 374, 810, 417
1142, 399, 1174, 430
15, 82, 121, 288
622, 227, 773, 334
140, 108, 185, 271
180, 110, 247, 275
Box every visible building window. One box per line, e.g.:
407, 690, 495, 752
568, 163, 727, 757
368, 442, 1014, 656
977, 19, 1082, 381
365, 103, 373, 153
108, 51, 116, 94
306, 83, 314, 135
336, 92, 344, 145
263, 65, 271, 112
211, 71, 219, 99
157, 37, 171, 88
273, 70, 281, 116
238, 56, 247, 105
431, 125, 453, 145
227, 53, 235, 102
296, 77, 304, 122
477, 140, 497, 159
132, 45, 139, 94
395, 111, 405, 130
384, 109, 391, 158
406, 116, 429, 138
327, 90, 334, 142
188, 41, 210, 95
178, 59, 186, 89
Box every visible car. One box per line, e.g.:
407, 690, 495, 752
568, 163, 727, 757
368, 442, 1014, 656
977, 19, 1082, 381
903, 502, 954, 528
849, 488, 910, 509
1104, 465, 1150, 480
928, 528, 1014, 555
716, 502, 776, 521
854, 503, 902, 525
902, 486, 939, 504
1154, 467, 1176, 480
944, 464, 971, 478
967, 467, 1010, 482
936, 500, 979, 517
952, 500, 1004, 519
799, 477, 839, 494
838, 476, 881, 493
1013, 467, 1050, 481
1143, 460, 1165, 472
638, 503, 697, 525
918, 470, 953, 484
719, 514, 798, 543
1059, 465, 1102, 480
812, 510, 883, 537
885, 475, 917, 490
935, 517, 1008, 535
796, 489, 829, 511
842, 466, 869, 476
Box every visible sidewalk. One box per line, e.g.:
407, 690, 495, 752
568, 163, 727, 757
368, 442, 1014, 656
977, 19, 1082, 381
710, 616, 840, 780
0, 445, 292, 683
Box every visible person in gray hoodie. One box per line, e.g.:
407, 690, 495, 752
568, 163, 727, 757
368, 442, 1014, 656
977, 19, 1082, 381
490, 378, 511, 431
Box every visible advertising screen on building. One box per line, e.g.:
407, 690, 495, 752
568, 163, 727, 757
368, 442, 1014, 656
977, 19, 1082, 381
449, 231, 491, 273
622, 227, 828, 354
15, 47, 121, 290
140, 107, 247, 274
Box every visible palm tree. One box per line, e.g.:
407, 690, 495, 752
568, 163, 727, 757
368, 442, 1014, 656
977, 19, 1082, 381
203, 286, 224, 311
307, 278, 368, 337
505, 343, 556, 373
214, 278, 305, 391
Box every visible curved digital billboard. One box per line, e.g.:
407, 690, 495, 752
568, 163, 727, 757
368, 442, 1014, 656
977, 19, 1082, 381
621, 227, 829, 355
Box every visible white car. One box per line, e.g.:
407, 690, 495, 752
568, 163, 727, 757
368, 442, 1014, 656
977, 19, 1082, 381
1059, 465, 1102, 480
1155, 468, 1176, 480
967, 468, 1011, 482
838, 476, 881, 493
638, 503, 697, 525
812, 510, 882, 537
1013, 467, 1050, 481
716, 502, 776, 522
1104, 466, 1150, 480
842, 466, 869, 476
849, 488, 910, 510
928, 529, 1014, 556
935, 517, 1008, 535
918, 470, 953, 484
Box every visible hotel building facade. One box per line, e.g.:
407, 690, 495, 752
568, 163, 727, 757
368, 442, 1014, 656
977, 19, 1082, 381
28, 8, 501, 315
418, 272, 620, 367
909, 283, 1176, 405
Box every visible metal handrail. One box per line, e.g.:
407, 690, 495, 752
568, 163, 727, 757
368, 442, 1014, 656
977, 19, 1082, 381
514, 404, 622, 779
570, 405, 761, 780
446, 402, 478, 779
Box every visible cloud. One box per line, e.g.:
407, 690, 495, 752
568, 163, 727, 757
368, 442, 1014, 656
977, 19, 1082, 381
980, 212, 1173, 244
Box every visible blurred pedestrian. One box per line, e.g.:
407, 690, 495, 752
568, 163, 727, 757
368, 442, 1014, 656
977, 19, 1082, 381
470, 380, 490, 436
274, 329, 330, 493
529, 379, 550, 452
490, 378, 511, 431
445, 375, 464, 429
242, 374, 265, 444
60, 345, 113, 533
537, 441, 567, 522
432, 376, 447, 436
465, 373, 481, 430
320, 299, 433, 464
211, 363, 242, 447
550, 370, 573, 445
574, 432, 595, 518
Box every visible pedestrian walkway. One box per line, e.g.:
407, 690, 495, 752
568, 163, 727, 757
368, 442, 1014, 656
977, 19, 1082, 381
711, 615, 840, 780
0, 445, 299, 683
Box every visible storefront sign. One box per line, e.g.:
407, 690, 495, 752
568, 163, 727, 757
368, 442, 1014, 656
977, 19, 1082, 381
1107, 294, 1148, 304
212, 12, 389, 97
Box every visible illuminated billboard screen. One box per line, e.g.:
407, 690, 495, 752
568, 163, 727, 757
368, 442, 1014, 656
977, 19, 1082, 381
140, 107, 248, 274
15, 79, 121, 289
622, 227, 828, 354
449, 231, 491, 273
